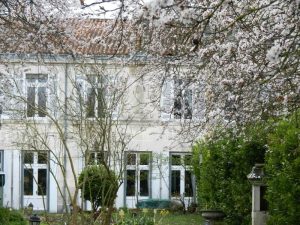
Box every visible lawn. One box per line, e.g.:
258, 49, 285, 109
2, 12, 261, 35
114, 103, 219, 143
161, 213, 204, 225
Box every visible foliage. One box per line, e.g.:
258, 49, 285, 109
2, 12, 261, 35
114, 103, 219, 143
193, 124, 268, 225
113, 208, 169, 225
0, 208, 27, 225
265, 112, 300, 225
78, 165, 118, 212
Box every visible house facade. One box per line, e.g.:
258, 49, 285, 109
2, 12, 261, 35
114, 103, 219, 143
0, 20, 202, 213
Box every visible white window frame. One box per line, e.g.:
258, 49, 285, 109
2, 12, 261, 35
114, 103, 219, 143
125, 152, 151, 198
170, 152, 195, 199
25, 74, 48, 118
161, 78, 194, 121
173, 79, 193, 120
76, 75, 117, 119
23, 151, 48, 197
85, 151, 108, 166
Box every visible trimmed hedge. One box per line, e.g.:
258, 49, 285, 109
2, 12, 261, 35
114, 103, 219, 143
265, 113, 300, 225
193, 111, 300, 225
193, 124, 268, 225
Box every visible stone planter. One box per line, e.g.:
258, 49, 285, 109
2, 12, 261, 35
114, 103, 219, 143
201, 210, 226, 225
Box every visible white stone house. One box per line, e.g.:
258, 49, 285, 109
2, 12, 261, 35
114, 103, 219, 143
0, 19, 203, 212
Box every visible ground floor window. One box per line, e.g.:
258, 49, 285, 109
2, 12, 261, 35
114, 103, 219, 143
170, 153, 194, 198
125, 152, 151, 197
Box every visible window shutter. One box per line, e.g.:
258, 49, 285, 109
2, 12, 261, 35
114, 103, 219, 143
48, 74, 57, 118
160, 78, 174, 121
74, 75, 85, 118
10, 75, 25, 119
106, 75, 119, 120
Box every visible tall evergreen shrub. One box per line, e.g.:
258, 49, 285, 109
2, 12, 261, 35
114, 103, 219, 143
193, 124, 268, 225
265, 112, 300, 225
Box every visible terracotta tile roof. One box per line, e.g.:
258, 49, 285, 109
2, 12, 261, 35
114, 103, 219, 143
0, 18, 131, 56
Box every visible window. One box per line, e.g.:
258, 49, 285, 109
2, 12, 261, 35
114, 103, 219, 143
86, 151, 107, 165
23, 151, 48, 196
76, 75, 110, 118
125, 152, 151, 197
26, 74, 48, 117
161, 78, 193, 120
174, 79, 192, 119
170, 153, 194, 198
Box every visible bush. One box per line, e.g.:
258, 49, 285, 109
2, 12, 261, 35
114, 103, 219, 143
0, 208, 27, 225
78, 165, 118, 212
193, 124, 268, 225
265, 112, 300, 225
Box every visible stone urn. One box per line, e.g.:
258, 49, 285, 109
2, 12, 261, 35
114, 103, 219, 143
201, 210, 226, 225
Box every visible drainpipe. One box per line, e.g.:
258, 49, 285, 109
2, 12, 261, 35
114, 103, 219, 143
11, 151, 14, 208
63, 63, 68, 212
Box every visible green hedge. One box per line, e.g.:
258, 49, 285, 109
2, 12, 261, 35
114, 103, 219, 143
194, 111, 300, 225
193, 124, 268, 225
265, 113, 300, 225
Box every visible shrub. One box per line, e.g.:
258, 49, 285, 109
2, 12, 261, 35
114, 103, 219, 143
265, 112, 300, 225
193, 124, 268, 225
78, 165, 118, 212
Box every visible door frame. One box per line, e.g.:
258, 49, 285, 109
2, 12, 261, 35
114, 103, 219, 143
21, 151, 50, 211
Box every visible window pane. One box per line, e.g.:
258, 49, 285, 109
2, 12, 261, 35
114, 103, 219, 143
140, 153, 149, 165
26, 74, 37, 82
184, 155, 192, 166
24, 169, 33, 195
185, 171, 193, 197
97, 88, 105, 118
87, 88, 96, 117
27, 87, 35, 117
184, 89, 192, 119
38, 169, 47, 196
126, 170, 135, 196
140, 170, 149, 196
87, 152, 96, 165
38, 152, 47, 164
38, 74, 47, 83
24, 152, 34, 164
174, 93, 182, 119
171, 155, 181, 165
86, 88, 96, 117
127, 153, 136, 165
38, 87, 47, 117
171, 170, 181, 197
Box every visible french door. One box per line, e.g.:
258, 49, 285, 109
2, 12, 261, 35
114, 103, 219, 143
23, 151, 48, 210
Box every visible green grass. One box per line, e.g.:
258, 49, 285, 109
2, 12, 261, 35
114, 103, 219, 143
161, 213, 204, 225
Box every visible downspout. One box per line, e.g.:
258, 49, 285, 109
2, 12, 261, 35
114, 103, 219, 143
11, 151, 14, 208
63, 63, 68, 212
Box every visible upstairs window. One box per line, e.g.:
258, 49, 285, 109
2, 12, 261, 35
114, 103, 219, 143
174, 79, 192, 119
26, 74, 48, 118
161, 78, 195, 121
85, 76, 106, 118
76, 75, 117, 119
